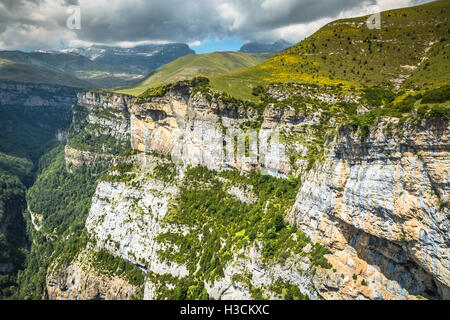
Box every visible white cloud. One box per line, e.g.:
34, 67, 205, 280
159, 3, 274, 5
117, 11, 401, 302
188, 40, 202, 47
0, 0, 435, 50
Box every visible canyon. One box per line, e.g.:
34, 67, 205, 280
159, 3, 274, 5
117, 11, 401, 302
47, 82, 449, 300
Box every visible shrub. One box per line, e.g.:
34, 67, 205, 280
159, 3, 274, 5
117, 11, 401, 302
191, 76, 210, 87
363, 87, 395, 107
274, 214, 285, 232
421, 85, 450, 104
396, 95, 416, 113
429, 104, 450, 119
252, 85, 265, 97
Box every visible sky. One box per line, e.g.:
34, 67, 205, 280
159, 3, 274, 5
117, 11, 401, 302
0, 0, 434, 53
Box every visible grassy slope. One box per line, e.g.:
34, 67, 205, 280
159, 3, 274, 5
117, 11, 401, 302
0, 51, 93, 74
0, 51, 144, 88
210, 0, 449, 101
115, 52, 274, 96
402, 33, 450, 90
0, 58, 89, 88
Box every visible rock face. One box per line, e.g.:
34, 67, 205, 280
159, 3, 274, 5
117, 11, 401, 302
64, 145, 115, 172
65, 91, 133, 170
55, 154, 324, 301
85, 160, 186, 279
288, 119, 450, 299
52, 84, 449, 300
77, 91, 133, 111
203, 243, 321, 300
46, 251, 138, 300
130, 84, 303, 176
0, 81, 77, 107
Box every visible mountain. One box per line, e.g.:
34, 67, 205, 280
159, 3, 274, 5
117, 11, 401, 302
42, 79, 449, 300
0, 51, 95, 72
61, 43, 195, 75
213, 0, 450, 101
1, 0, 449, 301
239, 39, 292, 53
115, 51, 274, 96
0, 43, 195, 88
0, 58, 90, 87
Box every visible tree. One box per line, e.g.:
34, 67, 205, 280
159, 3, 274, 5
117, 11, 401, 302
274, 214, 285, 232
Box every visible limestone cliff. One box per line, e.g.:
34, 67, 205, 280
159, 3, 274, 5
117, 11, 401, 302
288, 119, 449, 299
46, 250, 139, 300
51, 154, 325, 300
51, 83, 449, 300
65, 91, 133, 171
130, 83, 324, 176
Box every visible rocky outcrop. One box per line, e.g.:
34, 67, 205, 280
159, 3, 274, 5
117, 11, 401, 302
203, 243, 321, 300
64, 154, 326, 300
65, 91, 133, 170
85, 157, 185, 278
46, 251, 138, 300
56, 84, 449, 300
288, 118, 449, 299
77, 91, 133, 111
130, 84, 313, 176
65, 146, 115, 172
74, 91, 132, 139
128, 88, 449, 299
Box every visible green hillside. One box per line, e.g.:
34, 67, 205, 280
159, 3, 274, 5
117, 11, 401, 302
115, 51, 274, 96
210, 0, 449, 101
0, 58, 89, 88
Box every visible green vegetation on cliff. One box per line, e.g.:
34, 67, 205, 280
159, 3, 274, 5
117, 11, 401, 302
150, 166, 330, 300
67, 104, 130, 155
0, 104, 71, 163
90, 249, 145, 287
26, 146, 99, 235
12, 145, 101, 299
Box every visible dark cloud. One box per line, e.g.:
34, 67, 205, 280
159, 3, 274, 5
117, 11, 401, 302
73, 0, 369, 43
0, 0, 435, 50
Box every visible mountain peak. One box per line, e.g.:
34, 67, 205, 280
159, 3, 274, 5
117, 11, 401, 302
239, 39, 292, 53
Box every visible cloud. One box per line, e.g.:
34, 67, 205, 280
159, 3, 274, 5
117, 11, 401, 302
0, 0, 435, 50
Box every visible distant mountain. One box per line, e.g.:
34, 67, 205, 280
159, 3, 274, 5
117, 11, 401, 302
0, 58, 90, 88
239, 40, 292, 53
0, 51, 94, 72
61, 43, 195, 75
115, 51, 274, 96
0, 43, 195, 88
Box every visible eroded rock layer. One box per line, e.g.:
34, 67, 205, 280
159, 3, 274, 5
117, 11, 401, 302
51, 83, 449, 300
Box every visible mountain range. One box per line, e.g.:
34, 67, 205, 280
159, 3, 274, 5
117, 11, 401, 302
239, 39, 293, 53
0, 0, 448, 302
0, 43, 194, 88
0, 41, 292, 89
